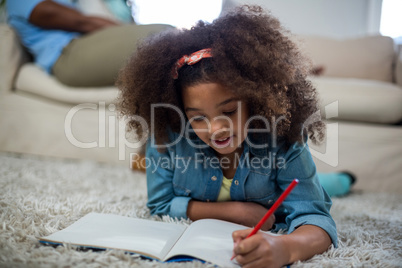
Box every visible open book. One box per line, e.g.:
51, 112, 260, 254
40, 213, 261, 267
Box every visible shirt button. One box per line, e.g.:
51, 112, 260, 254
234, 180, 239, 186
268, 200, 274, 205
211, 176, 217, 181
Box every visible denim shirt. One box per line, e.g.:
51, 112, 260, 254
146, 132, 338, 247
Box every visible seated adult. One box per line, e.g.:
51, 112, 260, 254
6, 0, 171, 87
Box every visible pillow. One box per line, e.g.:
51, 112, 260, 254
396, 46, 402, 87
0, 25, 30, 96
296, 35, 395, 83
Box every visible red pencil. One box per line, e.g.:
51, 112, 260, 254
231, 178, 299, 261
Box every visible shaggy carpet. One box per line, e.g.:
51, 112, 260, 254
0, 152, 401, 268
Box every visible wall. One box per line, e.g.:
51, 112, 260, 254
228, 0, 382, 39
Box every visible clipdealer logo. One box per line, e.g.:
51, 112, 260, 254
64, 102, 147, 160
64, 101, 339, 167
305, 101, 339, 167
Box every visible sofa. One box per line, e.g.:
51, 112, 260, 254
1, 23, 402, 193
295, 34, 402, 194
0, 24, 140, 167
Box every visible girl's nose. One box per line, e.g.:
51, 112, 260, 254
209, 116, 230, 136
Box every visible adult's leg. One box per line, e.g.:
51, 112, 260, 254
53, 23, 172, 87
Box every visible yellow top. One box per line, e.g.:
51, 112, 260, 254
217, 176, 232, 202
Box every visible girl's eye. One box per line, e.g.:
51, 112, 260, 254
191, 116, 206, 122
223, 108, 238, 116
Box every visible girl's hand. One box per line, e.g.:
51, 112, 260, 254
232, 229, 290, 268
237, 202, 275, 231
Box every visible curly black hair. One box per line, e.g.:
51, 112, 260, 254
117, 5, 324, 148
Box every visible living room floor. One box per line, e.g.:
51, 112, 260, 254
1, 152, 401, 267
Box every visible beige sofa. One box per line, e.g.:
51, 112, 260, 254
0, 24, 141, 167
1, 24, 402, 192
297, 35, 402, 194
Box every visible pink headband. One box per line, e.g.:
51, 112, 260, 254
172, 48, 213, 79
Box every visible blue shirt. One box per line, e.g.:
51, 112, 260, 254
6, 0, 80, 73
146, 131, 338, 247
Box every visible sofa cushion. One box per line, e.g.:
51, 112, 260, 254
310, 76, 402, 124
297, 35, 395, 83
15, 63, 119, 104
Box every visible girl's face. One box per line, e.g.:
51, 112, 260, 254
182, 82, 249, 157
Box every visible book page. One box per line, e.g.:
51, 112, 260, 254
165, 219, 248, 267
39, 213, 187, 260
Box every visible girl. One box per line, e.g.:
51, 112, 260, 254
118, 5, 338, 267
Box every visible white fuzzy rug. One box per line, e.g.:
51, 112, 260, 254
0, 153, 401, 268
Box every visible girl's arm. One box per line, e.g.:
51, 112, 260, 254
232, 225, 331, 268
187, 200, 276, 231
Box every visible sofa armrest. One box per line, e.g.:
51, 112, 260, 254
0, 24, 30, 96
396, 45, 402, 88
